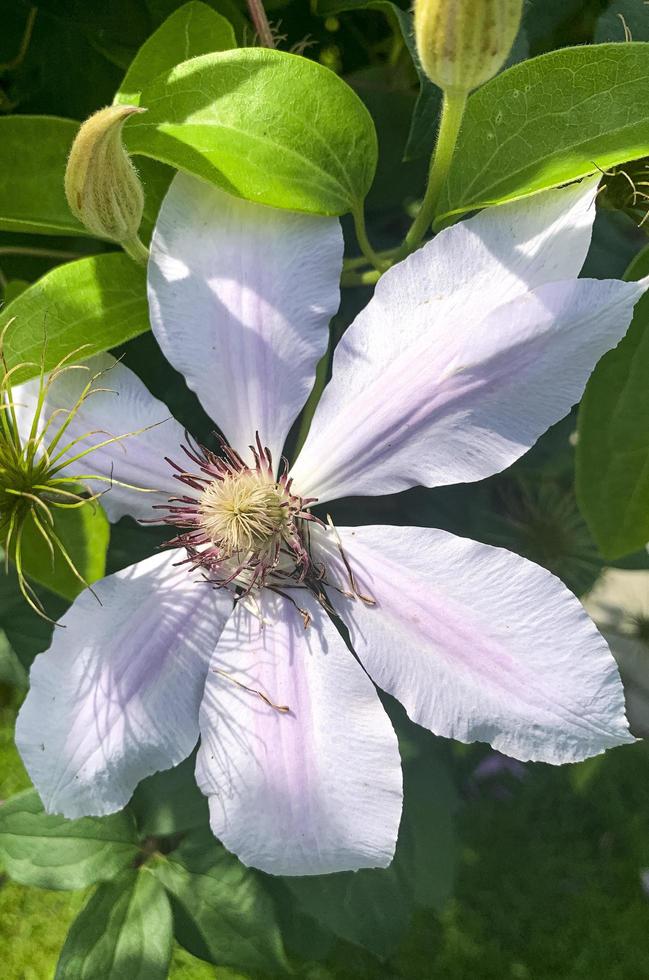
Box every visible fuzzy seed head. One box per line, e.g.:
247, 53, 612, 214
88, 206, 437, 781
414, 0, 523, 93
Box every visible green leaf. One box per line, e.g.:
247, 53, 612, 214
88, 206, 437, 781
0, 630, 28, 688
55, 871, 172, 980
439, 43, 649, 224
147, 0, 248, 42
282, 746, 457, 958
14, 502, 110, 601
0, 789, 140, 890
315, 0, 442, 161
576, 264, 649, 559
624, 240, 649, 283
2, 280, 29, 305
0, 117, 84, 237
136, 156, 175, 244
0, 116, 167, 244
115, 1, 236, 107
0, 563, 67, 670
129, 752, 208, 837
150, 828, 289, 974
0, 253, 149, 384
126, 47, 378, 215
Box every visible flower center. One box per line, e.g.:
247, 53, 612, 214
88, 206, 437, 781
199, 471, 289, 555
156, 434, 318, 595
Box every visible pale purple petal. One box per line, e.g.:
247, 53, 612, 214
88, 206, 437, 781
16, 551, 232, 818
195, 590, 402, 875
148, 173, 343, 465
13, 353, 186, 521
314, 524, 634, 763
292, 274, 646, 502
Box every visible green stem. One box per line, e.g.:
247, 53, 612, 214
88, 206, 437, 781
341, 268, 382, 288
352, 207, 390, 272
393, 87, 468, 262
122, 235, 149, 266
343, 247, 398, 273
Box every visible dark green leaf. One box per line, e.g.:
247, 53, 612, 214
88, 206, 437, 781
126, 47, 378, 215
55, 870, 172, 979
0, 789, 140, 890
0, 563, 66, 670
0, 117, 83, 237
136, 156, 175, 244
0, 630, 28, 688
624, 241, 649, 282
115, 1, 236, 107
151, 828, 289, 973
283, 746, 457, 958
576, 281, 649, 559
130, 752, 208, 837
440, 44, 649, 225
596, 1, 649, 44
0, 253, 149, 384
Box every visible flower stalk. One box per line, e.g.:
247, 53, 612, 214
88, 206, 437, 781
392, 87, 468, 260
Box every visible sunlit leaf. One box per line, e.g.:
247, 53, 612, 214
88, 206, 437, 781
114, 1, 236, 107
439, 43, 649, 224
55, 871, 172, 980
0, 253, 149, 384
126, 47, 378, 215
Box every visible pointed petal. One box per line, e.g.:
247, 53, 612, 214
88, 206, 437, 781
195, 590, 402, 876
314, 524, 634, 763
292, 274, 646, 502
15, 551, 232, 818
148, 174, 343, 465
13, 353, 186, 521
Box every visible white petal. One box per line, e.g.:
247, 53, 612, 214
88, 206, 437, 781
15, 551, 232, 818
292, 274, 646, 502
195, 590, 402, 876
314, 524, 634, 763
13, 353, 186, 521
148, 174, 343, 466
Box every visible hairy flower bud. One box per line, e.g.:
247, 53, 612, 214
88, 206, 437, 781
414, 0, 523, 93
64, 105, 146, 247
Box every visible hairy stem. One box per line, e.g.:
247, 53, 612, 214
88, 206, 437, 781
247, 0, 275, 47
122, 235, 150, 266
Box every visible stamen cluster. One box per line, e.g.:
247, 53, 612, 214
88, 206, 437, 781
157, 435, 318, 594
0, 329, 114, 618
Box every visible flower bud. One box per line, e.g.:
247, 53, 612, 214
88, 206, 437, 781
64, 105, 145, 245
414, 0, 523, 93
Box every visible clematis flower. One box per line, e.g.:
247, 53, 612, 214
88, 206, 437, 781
14, 174, 647, 875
